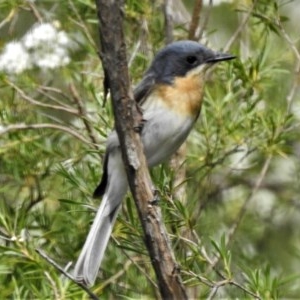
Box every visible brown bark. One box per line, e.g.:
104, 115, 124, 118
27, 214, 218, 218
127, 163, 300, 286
188, 0, 203, 40
94, 0, 187, 298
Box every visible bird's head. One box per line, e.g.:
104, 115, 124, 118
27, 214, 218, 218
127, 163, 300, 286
147, 40, 235, 85
134, 40, 235, 104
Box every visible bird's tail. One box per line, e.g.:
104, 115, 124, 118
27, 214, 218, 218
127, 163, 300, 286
73, 177, 127, 285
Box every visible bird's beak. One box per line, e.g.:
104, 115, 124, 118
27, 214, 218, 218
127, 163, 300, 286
206, 52, 236, 63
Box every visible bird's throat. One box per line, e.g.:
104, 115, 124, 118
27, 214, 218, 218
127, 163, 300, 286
155, 73, 204, 118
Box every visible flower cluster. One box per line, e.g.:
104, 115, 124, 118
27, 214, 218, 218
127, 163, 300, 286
0, 23, 73, 74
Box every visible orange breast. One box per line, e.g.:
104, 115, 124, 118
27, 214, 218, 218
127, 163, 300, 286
155, 72, 205, 118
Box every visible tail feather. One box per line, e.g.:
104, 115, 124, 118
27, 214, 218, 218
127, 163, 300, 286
73, 150, 127, 285
73, 193, 121, 285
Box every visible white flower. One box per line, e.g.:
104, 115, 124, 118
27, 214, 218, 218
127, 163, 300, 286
0, 22, 73, 74
0, 41, 32, 74
23, 23, 72, 70
23, 23, 71, 50
57, 31, 71, 46
23, 24, 56, 49
10, 235, 17, 241
33, 45, 70, 70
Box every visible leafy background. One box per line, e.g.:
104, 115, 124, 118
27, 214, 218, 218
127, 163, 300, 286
1, 0, 300, 298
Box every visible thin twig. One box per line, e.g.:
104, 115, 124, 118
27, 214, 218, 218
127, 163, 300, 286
182, 270, 214, 288
26, 0, 43, 22
276, 20, 300, 114
0, 123, 93, 145
112, 237, 158, 289
0, 8, 16, 30
188, 0, 203, 41
128, 40, 141, 67
200, 247, 261, 299
230, 280, 260, 299
38, 85, 73, 101
224, 1, 257, 52
7, 80, 79, 115
44, 271, 59, 299
163, 0, 174, 44
26, 177, 45, 213
36, 87, 74, 108
36, 248, 99, 300
97, 259, 132, 291
227, 155, 272, 244
207, 285, 219, 300
68, 0, 96, 48
197, 0, 213, 40
69, 83, 100, 150
184, 266, 260, 299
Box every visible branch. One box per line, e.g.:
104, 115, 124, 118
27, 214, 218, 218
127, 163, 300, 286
0, 8, 16, 30
224, 0, 257, 52
111, 237, 158, 289
94, 0, 187, 298
0, 123, 92, 145
37, 86, 74, 107
163, 0, 174, 44
200, 246, 261, 299
7, 80, 78, 115
197, 0, 213, 40
69, 83, 100, 150
188, 0, 203, 41
26, 0, 43, 22
35, 248, 99, 300
276, 18, 300, 114
228, 155, 272, 245
68, 0, 97, 48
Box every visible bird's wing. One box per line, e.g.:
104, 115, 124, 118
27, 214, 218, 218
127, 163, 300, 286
93, 152, 109, 198
93, 73, 156, 198
133, 72, 156, 105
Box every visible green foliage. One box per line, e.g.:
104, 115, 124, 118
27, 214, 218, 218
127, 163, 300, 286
1, 0, 300, 298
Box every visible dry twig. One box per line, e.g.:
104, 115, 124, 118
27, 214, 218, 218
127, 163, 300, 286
0, 123, 92, 145
7, 80, 78, 115
69, 83, 100, 150
36, 248, 99, 300
188, 0, 203, 40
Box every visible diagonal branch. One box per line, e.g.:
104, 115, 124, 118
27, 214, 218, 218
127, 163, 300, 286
0, 123, 92, 145
224, 0, 257, 52
188, 0, 203, 41
69, 83, 100, 151
7, 80, 78, 115
276, 18, 300, 114
36, 248, 99, 300
94, 0, 187, 298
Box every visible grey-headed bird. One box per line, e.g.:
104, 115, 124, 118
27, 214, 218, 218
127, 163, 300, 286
74, 40, 235, 285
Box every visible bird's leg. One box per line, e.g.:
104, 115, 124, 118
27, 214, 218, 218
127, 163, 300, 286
150, 188, 160, 205
133, 103, 146, 133
134, 118, 147, 133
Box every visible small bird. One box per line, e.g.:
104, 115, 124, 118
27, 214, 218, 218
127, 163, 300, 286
73, 40, 235, 285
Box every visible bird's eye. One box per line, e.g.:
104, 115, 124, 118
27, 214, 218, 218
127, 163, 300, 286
186, 56, 198, 65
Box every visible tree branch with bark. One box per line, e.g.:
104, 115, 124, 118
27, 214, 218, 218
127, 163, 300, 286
94, 0, 187, 298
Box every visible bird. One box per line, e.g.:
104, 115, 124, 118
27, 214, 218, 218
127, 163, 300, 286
73, 40, 235, 285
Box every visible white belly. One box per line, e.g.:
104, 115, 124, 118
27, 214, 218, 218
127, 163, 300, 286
106, 101, 197, 168
141, 106, 195, 167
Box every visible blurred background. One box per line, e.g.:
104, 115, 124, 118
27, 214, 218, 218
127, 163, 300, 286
0, 0, 300, 298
